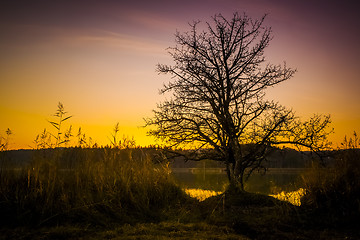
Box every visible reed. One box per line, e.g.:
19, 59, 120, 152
0, 147, 186, 227
300, 132, 360, 222
0, 128, 12, 151
0, 103, 186, 227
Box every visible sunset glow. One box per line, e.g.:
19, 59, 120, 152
1, 0, 359, 149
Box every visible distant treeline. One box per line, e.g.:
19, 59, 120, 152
170, 148, 317, 169
0, 147, 163, 169
1, 147, 353, 170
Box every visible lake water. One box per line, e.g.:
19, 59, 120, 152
171, 168, 305, 195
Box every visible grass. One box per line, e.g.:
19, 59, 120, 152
0, 103, 186, 227
299, 133, 360, 226
0, 147, 186, 227
2, 222, 248, 240
1, 147, 360, 239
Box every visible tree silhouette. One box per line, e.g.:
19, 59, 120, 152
146, 13, 332, 190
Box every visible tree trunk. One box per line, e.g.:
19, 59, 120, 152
226, 165, 245, 190
226, 139, 245, 191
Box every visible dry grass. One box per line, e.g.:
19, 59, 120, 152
300, 132, 360, 225
0, 103, 188, 227
0, 147, 186, 227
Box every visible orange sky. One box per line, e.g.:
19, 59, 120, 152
1, 0, 359, 149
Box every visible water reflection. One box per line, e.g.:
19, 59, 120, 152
172, 168, 304, 195
172, 171, 228, 192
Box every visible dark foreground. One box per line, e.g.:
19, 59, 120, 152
1, 147, 359, 239
1, 189, 359, 240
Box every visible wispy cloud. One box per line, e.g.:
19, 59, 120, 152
0, 23, 169, 55
69, 30, 168, 54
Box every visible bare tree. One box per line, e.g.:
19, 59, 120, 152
146, 13, 332, 190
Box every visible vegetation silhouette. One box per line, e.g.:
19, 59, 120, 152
0, 104, 359, 239
300, 132, 360, 224
146, 12, 332, 190
0, 128, 12, 151
0, 103, 186, 229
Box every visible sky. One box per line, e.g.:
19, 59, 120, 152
0, 0, 359, 149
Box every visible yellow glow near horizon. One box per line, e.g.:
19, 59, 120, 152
2, 106, 358, 150
0, 105, 157, 150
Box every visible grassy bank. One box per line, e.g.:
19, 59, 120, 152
0, 147, 186, 228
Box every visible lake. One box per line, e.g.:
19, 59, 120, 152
171, 168, 305, 195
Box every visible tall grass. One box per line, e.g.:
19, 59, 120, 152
0, 128, 12, 151
300, 132, 360, 222
0, 103, 186, 227
0, 147, 186, 227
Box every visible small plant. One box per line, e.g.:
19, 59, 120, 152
109, 122, 120, 148
0, 128, 12, 151
33, 103, 98, 149
76, 127, 86, 147
33, 128, 52, 149
48, 102, 73, 148
108, 123, 136, 149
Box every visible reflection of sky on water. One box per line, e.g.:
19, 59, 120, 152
172, 170, 302, 194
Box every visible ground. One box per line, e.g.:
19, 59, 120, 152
1, 190, 359, 240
